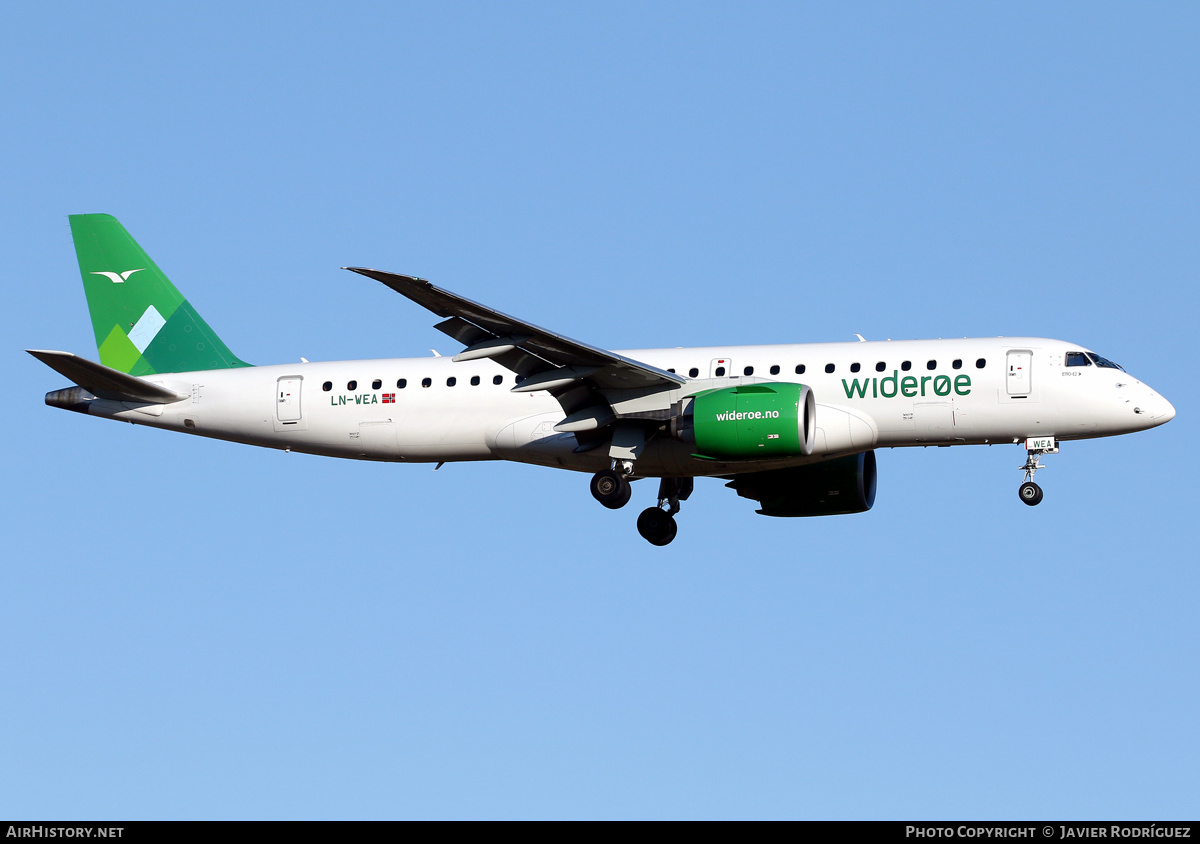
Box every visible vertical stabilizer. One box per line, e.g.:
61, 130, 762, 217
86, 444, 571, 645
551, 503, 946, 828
69, 214, 250, 374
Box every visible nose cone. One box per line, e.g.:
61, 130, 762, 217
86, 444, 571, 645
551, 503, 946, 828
1156, 395, 1176, 424
1139, 388, 1175, 428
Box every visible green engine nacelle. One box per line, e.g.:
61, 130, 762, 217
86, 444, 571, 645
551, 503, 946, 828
677, 382, 816, 459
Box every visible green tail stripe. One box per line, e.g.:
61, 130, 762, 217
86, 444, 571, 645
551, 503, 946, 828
69, 214, 251, 374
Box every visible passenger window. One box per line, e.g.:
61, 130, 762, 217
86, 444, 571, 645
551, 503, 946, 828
876, 362, 886, 372
471, 375, 480, 386
825, 363, 835, 374
926, 360, 936, 370
688, 367, 699, 378
850, 363, 861, 373
322, 381, 332, 392
347, 380, 357, 391
372, 379, 382, 390
421, 377, 432, 388
795, 364, 806, 375
952, 359, 962, 370
667, 368, 676, 373
493, 375, 503, 385
1065, 352, 1091, 367
397, 379, 407, 389
447, 377, 456, 387
743, 366, 754, 376
715, 366, 726, 377
976, 358, 986, 369
901, 361, 912, 371
516, 375, 526, 385
770, 365, 780, 375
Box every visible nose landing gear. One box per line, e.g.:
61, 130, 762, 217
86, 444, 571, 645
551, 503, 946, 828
635, 477, 693, 546
1018, 437, 1057, 506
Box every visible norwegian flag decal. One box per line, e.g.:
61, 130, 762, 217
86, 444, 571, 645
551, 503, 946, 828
382, 393, 395, 403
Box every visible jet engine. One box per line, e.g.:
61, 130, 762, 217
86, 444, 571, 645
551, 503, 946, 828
725, 450, 878, 517
672, 383, 816, 459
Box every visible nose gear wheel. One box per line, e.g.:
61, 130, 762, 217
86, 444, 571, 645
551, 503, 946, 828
1019, 481, 1043, 506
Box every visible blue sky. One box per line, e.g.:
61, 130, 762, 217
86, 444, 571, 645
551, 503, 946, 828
2, 1, 1197, 819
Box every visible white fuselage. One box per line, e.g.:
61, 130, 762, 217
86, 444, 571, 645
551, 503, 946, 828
75, 337, 1175, 478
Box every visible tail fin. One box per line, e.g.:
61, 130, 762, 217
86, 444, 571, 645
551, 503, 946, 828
69, 214, 251, 374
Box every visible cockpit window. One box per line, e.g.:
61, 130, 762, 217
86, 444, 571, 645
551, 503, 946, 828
1065, 352, 1092, 367
1087, 352, 1124, 371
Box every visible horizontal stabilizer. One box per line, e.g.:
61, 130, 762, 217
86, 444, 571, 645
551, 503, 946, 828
26, 349, 189, 404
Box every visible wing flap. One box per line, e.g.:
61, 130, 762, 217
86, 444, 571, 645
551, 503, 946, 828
434, 316, 491, 346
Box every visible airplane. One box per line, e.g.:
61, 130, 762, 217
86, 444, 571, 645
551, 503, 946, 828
29, 214, 1176, 545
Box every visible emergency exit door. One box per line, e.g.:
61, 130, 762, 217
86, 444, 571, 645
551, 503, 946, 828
1006, 350, 1032, 396
710, 357, 731, 378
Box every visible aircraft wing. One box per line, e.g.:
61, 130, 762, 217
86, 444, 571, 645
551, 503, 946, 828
344, 268, 686, 392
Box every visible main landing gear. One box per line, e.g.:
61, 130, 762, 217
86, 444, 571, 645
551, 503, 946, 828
636, 507, 676, 546
636, 477, 693, 546
588, 470, 693, 546
590, 467, 632, 509
1018, 439, 1058, 506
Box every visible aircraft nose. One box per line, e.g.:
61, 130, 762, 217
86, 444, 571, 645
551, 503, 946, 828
1158, 395, 1176, 423
1137, 388, 1175, 427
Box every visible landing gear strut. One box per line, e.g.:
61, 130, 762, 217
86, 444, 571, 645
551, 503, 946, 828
636, 477, 693, 546
1018, 438, 1057, 506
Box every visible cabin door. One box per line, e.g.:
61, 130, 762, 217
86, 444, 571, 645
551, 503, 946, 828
1006, 350, 1032, 396
276, 377, 303, 423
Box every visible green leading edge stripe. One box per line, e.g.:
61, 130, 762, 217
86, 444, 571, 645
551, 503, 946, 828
69, 214, 251, 374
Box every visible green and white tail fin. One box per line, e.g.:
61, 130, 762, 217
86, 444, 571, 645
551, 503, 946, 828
69, 214, 251, 375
